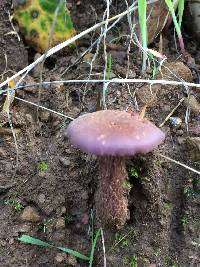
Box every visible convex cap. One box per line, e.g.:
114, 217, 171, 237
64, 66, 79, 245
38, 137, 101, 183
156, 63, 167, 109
66, 110, 165, 156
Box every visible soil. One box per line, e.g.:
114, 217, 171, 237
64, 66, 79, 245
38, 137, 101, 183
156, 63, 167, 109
0, 1, 199, 267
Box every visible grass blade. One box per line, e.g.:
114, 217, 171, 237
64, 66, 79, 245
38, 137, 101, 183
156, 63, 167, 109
18, 235, 54, 248
107, 54, 112, 80
89, 229, 101, 267
178, 0, 185, 27
18, 235, 90, 261
138, 0, 147, 73
164, 0, 185, 54
58, 246, 90, 261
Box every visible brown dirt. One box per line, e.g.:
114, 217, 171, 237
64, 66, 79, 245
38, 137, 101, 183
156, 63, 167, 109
0, 1, 199, 267
0, 0, 28, 76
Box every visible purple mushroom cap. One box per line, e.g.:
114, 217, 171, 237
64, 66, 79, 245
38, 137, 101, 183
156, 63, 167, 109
66, 110, 165, 156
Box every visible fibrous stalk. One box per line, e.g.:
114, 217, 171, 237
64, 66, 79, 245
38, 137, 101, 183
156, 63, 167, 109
95, 156, 128, 228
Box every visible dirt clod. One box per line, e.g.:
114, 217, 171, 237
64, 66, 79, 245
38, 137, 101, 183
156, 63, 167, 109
20, 206, 41, 223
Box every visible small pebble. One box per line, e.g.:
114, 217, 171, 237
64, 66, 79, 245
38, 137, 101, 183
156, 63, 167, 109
184, 95, 200, 115
9, 238, 15, 245
54, 253, 66, 263
39, 111, 50, 122
59, 157, 71, 167
169, 117, 182, 128
67, 255, 77, 266
55, 218, 65, 230
17, 223, 32, 233
38, 194, 46, 204
177, 137, 185, 145
61, 206, 66, 214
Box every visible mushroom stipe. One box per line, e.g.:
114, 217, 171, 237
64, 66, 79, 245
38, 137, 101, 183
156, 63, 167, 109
65, 110, 165, 228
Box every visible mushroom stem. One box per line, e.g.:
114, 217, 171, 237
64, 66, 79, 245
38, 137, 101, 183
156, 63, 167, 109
95, 156, 129, 228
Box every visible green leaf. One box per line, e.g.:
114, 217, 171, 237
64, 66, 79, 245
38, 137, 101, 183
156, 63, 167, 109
164, 0, 185, 54
107, 54, 112, 80
89, 229, 101, 267
18, 235, 89, 261
178, 0, 185, 27
138, 0, 148, 73
138, 0, 147, 49
18, 235, 54, 248
58, 247, 90, 261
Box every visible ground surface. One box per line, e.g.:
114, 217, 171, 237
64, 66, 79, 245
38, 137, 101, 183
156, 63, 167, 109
0, 1, 199, 267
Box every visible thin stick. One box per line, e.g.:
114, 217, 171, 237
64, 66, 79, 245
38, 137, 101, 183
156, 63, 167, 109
15, 96, 74, 120
159, 97, 184, 127
100, 228, 107, 267
37, 0, 64, 118
159, 154, 200, 175
7, 112, 19, 179
1, 78, 200, 95
0, 0, 159, 90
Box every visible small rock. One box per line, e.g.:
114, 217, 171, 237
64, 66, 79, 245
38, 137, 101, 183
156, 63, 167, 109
186, 137, 200, 161
38, 194, 46, 204
0, 148, 6, 157
184, 95, 200, 116
81, 190, 88, 201
61, 206, 66, 214
188, 225, 195, 234
83, 52, 94, 64
157, 61, 193, 82
54, 253, 67, 263
169, 117, 182, 128
39, 111, 50, 122
163, 104, 171, 112
18, 223, 32, 233
70, 56, 77, 65
52, 119, 60, 128
67, 255, 77, 266
65, 149, 72, 154
21, 206, 41, 222
59, 157, 71, 167
177, 137, 185, 145
9, 238, 15, 245
176, 129, 184, 136
55, 218, 65, 229
111, 50, 127, 64
25, 114, 34, 124
81, 213, 89, 225
136, 84, 159, 106
52, 230, 66, 242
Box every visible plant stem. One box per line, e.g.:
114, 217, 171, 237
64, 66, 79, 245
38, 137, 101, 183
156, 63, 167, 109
95, 156, 128, 228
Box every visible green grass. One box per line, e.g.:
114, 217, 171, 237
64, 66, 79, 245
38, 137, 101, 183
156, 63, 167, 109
138, 0, 185, 73
18, 228, 101, 265
107, 53, 112, 80
164, 0, 185, 54
122, 255, 138, 267
18, 235, 89, 261
128, 166, 140, 179
4, 196, 24, 211
38, 161, 48, 172
138, 0, 147, 73
181, 215, 188, 226
113, 232, 130, 249
130, 256, 138, 267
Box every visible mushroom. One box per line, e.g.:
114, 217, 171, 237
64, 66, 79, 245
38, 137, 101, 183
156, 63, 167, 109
65, 110, 165, 228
